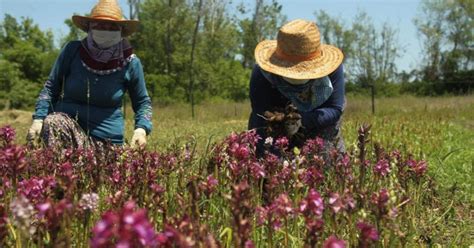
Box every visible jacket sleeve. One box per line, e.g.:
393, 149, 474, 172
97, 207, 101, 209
32, 41, 79, 120
300, 64, 345, 130
127, 56, 153, 134
248, 65, 285, 154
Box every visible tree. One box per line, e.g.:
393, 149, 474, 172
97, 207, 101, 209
414, 0, 473, 94
0, 14, 58, 109
315, 10, 355, 60
60, 16, 86, 46
128, 0, 141, 20
314, 11, 401, 95
188, 0, 204, 118
238, 0, 286, 69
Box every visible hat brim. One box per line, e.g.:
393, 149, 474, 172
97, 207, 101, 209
72, 15, 139, 37
254, 40, 344, 79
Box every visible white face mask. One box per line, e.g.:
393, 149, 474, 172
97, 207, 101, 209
91, 29, 122, 49
282, 76, 310, 85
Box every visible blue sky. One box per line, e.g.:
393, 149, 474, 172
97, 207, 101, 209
1, 0, 422, 72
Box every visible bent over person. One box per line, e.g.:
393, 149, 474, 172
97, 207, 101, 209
26, 0, 152, 149
248, 19, 345, 155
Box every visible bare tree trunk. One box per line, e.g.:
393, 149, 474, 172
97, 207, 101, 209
242, 0, 263, 68
189, 0, 204, 118
165, 0, 173, 74
128, 0, 140, 20
252, 0, 264, 40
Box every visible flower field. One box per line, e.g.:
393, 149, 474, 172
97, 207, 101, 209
0, 96, 472, 247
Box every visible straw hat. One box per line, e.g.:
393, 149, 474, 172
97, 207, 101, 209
72, 0, 139, 37
255, 19, 343, 80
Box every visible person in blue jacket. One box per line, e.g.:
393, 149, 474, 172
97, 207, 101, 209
26, 0, 152, 149
249, 19, 345, 155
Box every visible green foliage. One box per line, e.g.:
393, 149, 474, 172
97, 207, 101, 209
130, 0, 284, 104
315, 10, 402, 97
413, 0, 473, 94
238, 0, 287, 69
0, 14, 58, 110
0, 0, 472, 109
60, 16, 86, 46
9, 79, 42, 109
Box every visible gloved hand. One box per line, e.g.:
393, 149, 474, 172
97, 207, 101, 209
285, 119, 302, 136
130, 128, 147, 148
26, 119, 43, 143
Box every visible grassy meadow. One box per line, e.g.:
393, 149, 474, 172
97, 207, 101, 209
1, 95, 473, 246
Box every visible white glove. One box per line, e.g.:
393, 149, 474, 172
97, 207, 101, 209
26, 119, 43, 143
131, 128, 147, 148
285, 119, 302, 137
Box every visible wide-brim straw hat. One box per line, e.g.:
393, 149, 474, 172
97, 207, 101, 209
72, 0, 139, 37
255, 19, 344, 80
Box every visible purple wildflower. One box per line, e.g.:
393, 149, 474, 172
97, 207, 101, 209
407, 159, 427, 177
323, 235, 346, 248
274, 137, 289, 150
371, 189, 389, 213
36, 199, 73, 232
271, 193, 294, 228
0, 125, 15, 146
373, 159, 391, 177
250, 162, 266, 179
343, 192, 356, 211
299, 167, 324, 188
299, 189, 324, 217
328, 192, 343, 214
0, 145, 27, 177
302, 137, 324, 155
357, 221, 379, 247
90, 201, 158, 248
199, 175, 219, 195
17, 176, 56, 204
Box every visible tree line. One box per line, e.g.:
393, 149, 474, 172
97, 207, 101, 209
0, 0, 472, 110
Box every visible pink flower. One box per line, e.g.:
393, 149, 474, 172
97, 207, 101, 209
371, 189, 389, 215
302, 137, 324, 155
299, 167, 324, 188
17, 176, 57, 204
199, 175, 219, 194
0, 145, 27, 177
299, 189, 324, 217
256, 193, 294, 230
241, 130, 260, 147
272, 193, 294, 216
407, 159, 427, 177
0, 125, 15, 146
245, 240, 255, 248
373, 159, 391, 177
343, 193, 356, 211
255, 206, 268, 226
323, 235, 346, 248
90, 201, 157, 248
36, 199, 73, 232
250, 162, 266, 179
237, 146, 250, 159
274, 137, 289, 150
328, 192, 343, 214
357, 221, 379, 247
